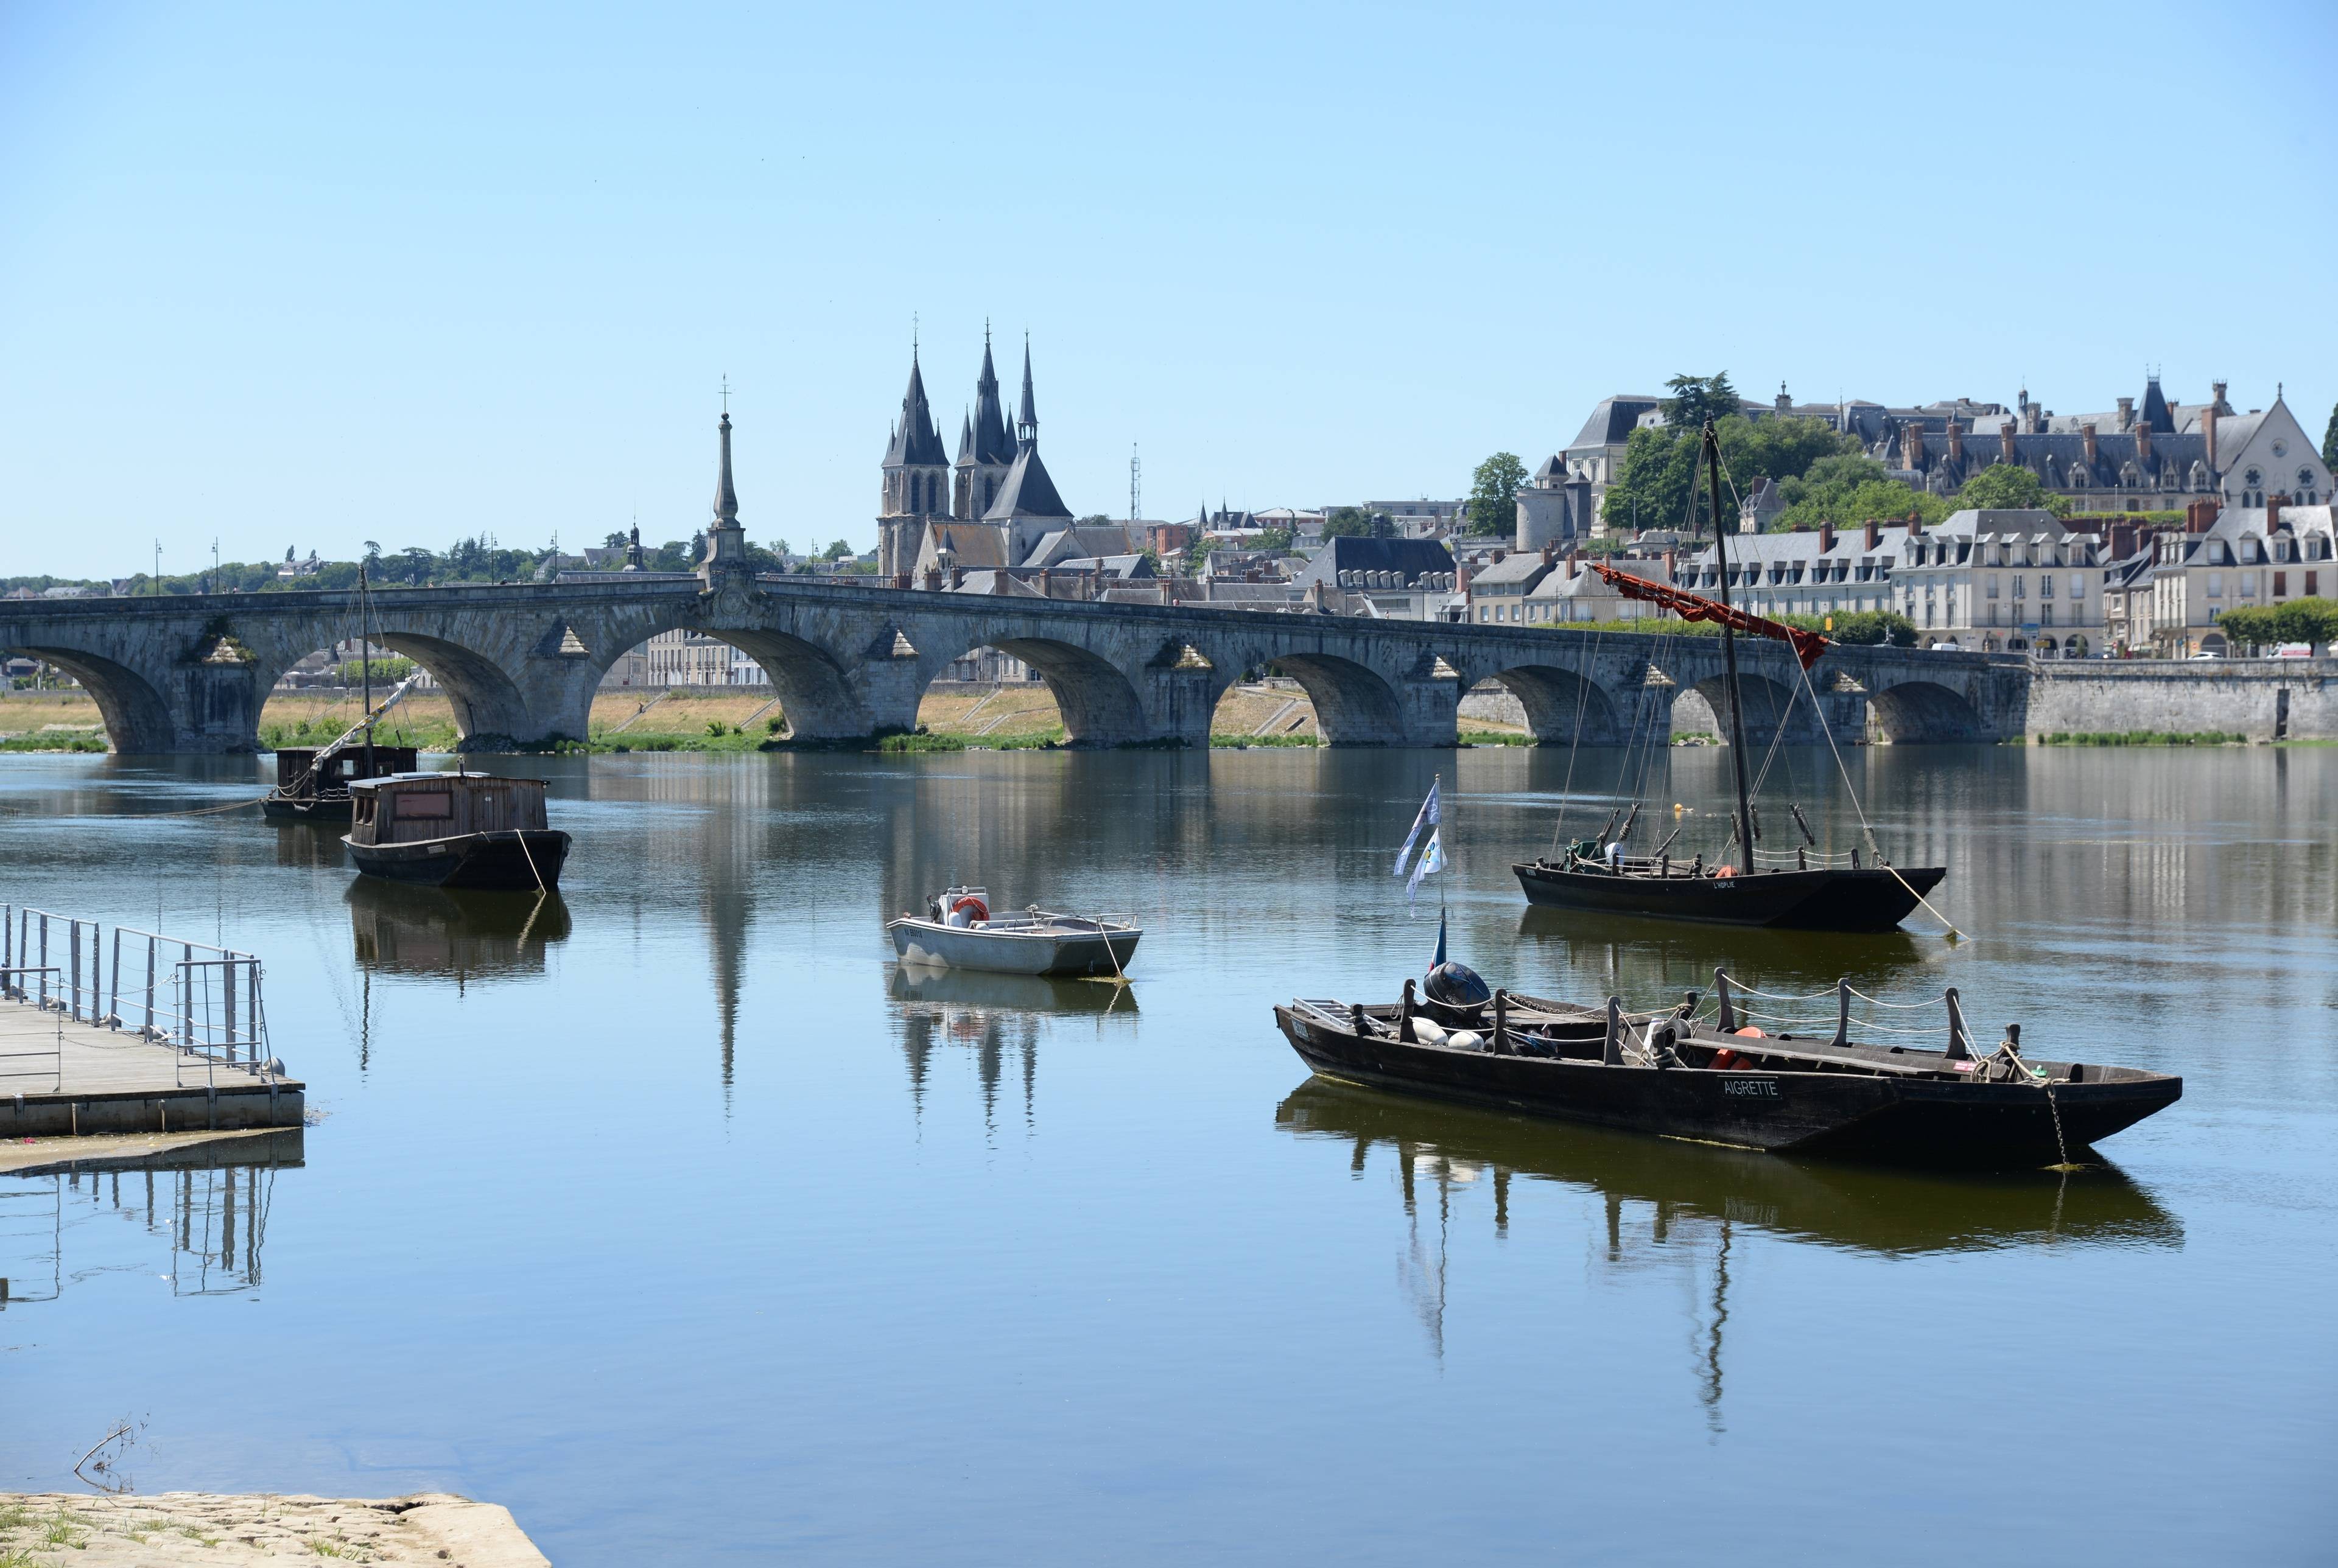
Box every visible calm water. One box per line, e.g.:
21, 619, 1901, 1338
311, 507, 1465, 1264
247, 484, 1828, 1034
1, 745, 2332, 1564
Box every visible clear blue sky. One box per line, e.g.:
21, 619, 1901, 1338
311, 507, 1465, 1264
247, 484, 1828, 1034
4, 1, 2333, 578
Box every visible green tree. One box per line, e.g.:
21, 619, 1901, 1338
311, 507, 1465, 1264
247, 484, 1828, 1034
1602, 415, 1859, 534
1774, 454, 1951, 531
1323, 506, 1394, 540
1956, 463, 2060, 513
1465, 452, 1528, 535
1660, 373, 1741, 430
2217, 597, 2338, 651
821, 539, 854, 561
2323, 401, 2338, 469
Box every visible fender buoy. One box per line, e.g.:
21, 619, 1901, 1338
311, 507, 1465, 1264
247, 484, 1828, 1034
1714, 865, 1738, 879
950, 895, 990, 924
1709, 1047, 1739, 1069
1733, 1026, 1766, 1039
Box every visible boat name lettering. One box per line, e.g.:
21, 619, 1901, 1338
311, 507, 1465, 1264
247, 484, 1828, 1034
1720, 1078, 1779, 1098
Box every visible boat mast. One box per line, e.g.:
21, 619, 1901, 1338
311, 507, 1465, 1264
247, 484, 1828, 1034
1702, 421, 1757, 864
359, 563, 375, 777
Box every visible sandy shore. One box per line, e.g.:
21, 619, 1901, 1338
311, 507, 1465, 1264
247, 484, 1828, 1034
0, 1493, 547, 1565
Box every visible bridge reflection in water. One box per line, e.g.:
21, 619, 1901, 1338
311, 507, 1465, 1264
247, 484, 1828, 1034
0, 1131, 304, 1310
1275, 1079, 2179, 1425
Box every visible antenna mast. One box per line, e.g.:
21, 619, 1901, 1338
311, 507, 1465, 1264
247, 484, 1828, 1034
1129, 444, 1141, 525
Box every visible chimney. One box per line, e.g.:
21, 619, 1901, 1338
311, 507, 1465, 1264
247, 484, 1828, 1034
1819, 521, 1835, 555
2081, 421, 2099, 467
1567, 549, 1582, 579
1457, 562, 1473, 598
2026, 402, 2045, 435
1492, 547, 1506, 563
2135, 421, 2152, 463
1906, 511, 1924, 538
950, 565, 966, 589
2108, 522, 2135, 560
923, 564, 942, 591
1662, 548, 1678, 581
991, 568, 1010, 595
1863, 520, 1880, 551
1041, 565, 1055, 598
1540, 542, 1555, 567
2267, 496, 2284, 532
1901, 422, 1925, 469
1946, 418, 1964, 462
2000, 421, 2018, 463
2116, 396, 2134, 432
2186, 499, 2217, 533
2211, 379, 2228, 410
2203, 405, 2218, 470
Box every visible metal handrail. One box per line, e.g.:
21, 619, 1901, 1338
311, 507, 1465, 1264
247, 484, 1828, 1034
9, 908, 104, 1023
0, 965, 65, 1091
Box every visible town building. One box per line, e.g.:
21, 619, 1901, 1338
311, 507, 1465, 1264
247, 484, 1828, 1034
1291, 536, 1459, 621
876, 329, 1041, 579
1884, 510, 2106, 653
2127, 503, 2337, 656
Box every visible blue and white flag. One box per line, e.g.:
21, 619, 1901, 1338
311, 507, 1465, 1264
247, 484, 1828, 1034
1406, 828, 1445, 911
1393, 779, 1441, 877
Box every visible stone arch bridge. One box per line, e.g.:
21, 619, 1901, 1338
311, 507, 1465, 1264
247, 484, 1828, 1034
0, 573, 2030, 753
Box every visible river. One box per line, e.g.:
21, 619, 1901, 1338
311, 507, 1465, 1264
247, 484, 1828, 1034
0, 744, 2331, 1564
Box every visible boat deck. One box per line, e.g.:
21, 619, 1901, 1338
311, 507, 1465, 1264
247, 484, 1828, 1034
0, 994, 303, 1139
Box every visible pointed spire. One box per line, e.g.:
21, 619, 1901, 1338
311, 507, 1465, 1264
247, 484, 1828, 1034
1016, 336, 1037, 443
713, 411, 739, 527
955, 408, 974, 464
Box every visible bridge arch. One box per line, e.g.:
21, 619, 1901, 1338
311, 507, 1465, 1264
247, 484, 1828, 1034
929, 634, 1152, 746
1267, 653, 1406, 746
373, 631, 539, 747
3, 647, 174, 753
1678, 671, 1817, 746
1484, 663, 1627, 745
1866, 679, 1990, 744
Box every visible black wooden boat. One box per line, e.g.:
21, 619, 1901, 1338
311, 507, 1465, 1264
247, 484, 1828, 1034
1512, 421, 1948, 933
264, 743, 420, 822
1514, 856, 1944, 931
345, 773, 570, 891
1274, 973, 2180, 1166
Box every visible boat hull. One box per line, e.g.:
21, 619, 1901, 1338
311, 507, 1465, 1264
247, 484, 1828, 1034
1274, 1006, 2180, 1166
343, 829, 571, 891
262, 793, 354, 823
888, 918, 1139, 978
1514, 860, 1946, 931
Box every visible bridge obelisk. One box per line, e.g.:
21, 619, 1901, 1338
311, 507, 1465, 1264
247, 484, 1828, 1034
700, 409, 754, 590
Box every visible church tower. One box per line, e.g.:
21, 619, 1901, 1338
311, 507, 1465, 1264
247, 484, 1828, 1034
979, 338, 1073, 565
953, 325, 1017, 520
878, 344, 950, 578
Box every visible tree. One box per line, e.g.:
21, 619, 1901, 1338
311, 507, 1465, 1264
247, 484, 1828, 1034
2323, 401, 2338, 470
1956, 464, 2058, 513
602, 531, 629, 550
821, 539, 854, 561
1774, 454, 1951, 531
1464, 452, 1528, 536
1602, 415, 1860, 534
1324, 506, 1394, 540
1660, 373, 1741, 431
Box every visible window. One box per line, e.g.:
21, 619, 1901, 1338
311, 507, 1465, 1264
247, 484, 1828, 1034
2013, 575, 2026, 598
2040, 575, 2054, 598
2207, 573, 2222, 598
2275, 572, 2287, 597
2070, 575, 2085, 600
1988, 604, 1999, 627
2310, 571, 2322, 597
2040, 604, 2053, 627
1987, 573, 1999, 598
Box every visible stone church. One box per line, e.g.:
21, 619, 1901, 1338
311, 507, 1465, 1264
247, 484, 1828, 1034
876, 331, 1076, 579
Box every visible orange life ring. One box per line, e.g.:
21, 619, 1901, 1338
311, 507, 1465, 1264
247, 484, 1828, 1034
950, 895, 990, 923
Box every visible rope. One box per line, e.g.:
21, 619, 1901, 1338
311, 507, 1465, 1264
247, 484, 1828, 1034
93, 795, 269, 820
1791, 656, 1966, 940
1843, 984, 1945, 1009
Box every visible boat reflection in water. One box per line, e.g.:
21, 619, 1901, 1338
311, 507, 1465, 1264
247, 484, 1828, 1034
888, 965, 1137, 1129
0, 1130, 303, 1310
346, 878, 572, 984
1276, 1078, 2178, 1424
1516, 904, 1939, 998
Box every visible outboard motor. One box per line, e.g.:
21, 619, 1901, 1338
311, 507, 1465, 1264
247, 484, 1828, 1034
1422, 959, 1492, 1026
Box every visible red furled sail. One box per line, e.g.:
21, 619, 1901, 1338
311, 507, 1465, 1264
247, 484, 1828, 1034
1588, 561, 1831, 670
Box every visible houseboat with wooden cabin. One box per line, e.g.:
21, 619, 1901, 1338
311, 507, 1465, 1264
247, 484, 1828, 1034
265, 744, 421, 822
344, 773, 570, 891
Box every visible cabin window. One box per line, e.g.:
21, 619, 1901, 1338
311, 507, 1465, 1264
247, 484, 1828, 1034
397, 790, 454, 819
355, 796, 376, 824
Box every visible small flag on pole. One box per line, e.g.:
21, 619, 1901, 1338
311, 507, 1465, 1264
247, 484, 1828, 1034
1432, 908, 1448, 968
1394, 778, 1441, 877
1406, 827, 1444, 911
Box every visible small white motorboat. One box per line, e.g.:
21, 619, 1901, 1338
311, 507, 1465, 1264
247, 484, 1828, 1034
887, 886, 1142, 978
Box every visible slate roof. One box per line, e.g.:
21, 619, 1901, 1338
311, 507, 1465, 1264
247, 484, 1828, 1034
1292, 536, 1457, 592
982, 444, 1072, 522
966, 333, 1016, 466
923, 522, 1010, 569
1567, 395, 1662, 451
1022, 525, 1136, 567
1469, 551, 1554, 589
883, 353, 949, 468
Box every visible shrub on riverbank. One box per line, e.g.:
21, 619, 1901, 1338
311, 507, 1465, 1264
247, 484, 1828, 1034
2034, 730, 2247, 746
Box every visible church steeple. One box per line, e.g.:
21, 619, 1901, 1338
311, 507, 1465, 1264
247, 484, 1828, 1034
1016, 338, 1039, 445
969, 323, 1014, 465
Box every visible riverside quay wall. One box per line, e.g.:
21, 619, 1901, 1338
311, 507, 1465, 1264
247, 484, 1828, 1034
2021, 658, 2337, 741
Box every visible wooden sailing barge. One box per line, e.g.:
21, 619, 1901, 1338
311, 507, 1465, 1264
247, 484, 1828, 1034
1514, 420, 1945, 932
1274, 971, 2179, 1166
345, 774, 570, 891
